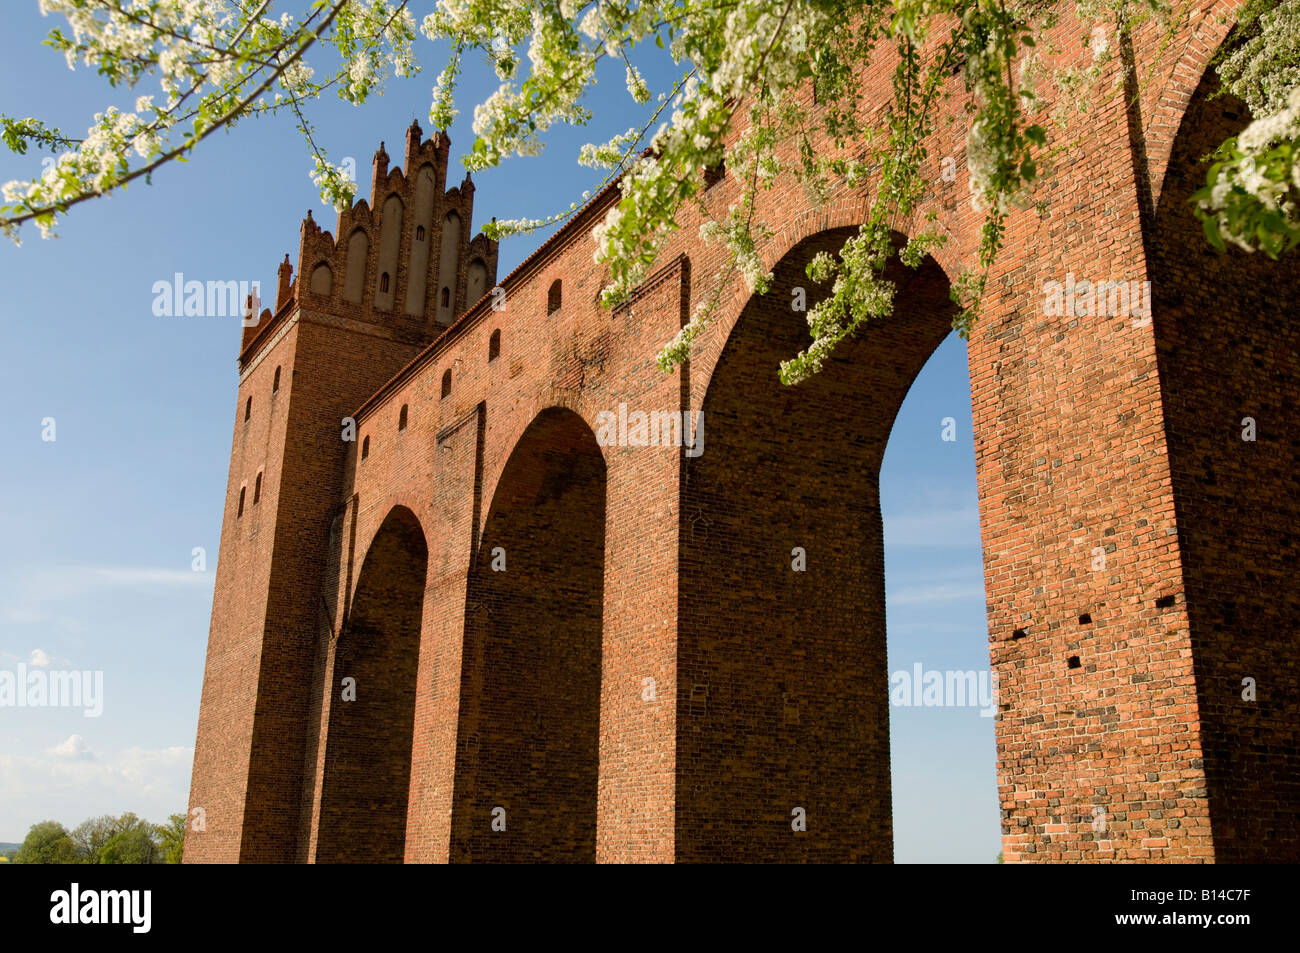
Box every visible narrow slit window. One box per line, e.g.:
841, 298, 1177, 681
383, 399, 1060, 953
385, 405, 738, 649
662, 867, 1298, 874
244, 396, 252, 421
361, 435, 370, 460
253, 471, 262, 505
237, 486, 246, 517
415, 225, 426, 242
272, 366, 281, 393
380, 272, 391, 293
489, 329, 501, 361
398, 404, 408, 430
441, 369, 452, 399
547, 279, 562, 314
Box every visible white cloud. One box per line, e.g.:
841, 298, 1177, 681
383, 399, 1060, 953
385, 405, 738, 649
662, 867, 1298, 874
0, 647, 68, 667
889, 622, 984, 635
85, 567, 210, 587
0, 743, 194, 841
2, 566, 211, 605
882, 507, 982, 547
48, 733, 93, 761
887, 582, 987, 606
1, 608, 45, 625
0, 565, 213, 636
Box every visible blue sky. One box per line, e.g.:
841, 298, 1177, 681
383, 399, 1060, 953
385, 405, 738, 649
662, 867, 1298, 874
0, 3, 996, 861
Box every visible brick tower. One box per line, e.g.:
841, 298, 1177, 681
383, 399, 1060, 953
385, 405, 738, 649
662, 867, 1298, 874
186, 121, 498, 862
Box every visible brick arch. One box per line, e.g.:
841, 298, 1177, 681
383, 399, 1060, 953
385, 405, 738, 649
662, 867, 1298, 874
692, 200, 964, 404
450, 406, 607, 862
677, 224, 959, 861
316, 504, 428, 863
1143, 0, 1245, 209
758, 197, 967, 279
347, 490, 432, 607
481, 393, 610, 518
1146, 54, 1300, 862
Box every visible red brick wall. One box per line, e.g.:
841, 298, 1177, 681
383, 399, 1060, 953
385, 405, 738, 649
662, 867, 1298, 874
188, 0, 1298, 863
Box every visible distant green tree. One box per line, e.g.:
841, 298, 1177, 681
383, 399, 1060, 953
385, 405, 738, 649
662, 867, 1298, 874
71, 813, 128, 863
14, 821, 76, 864
996, 851, 1004, 864
156, 814, 186, 865
71, 812, 163, 863
98, 824, 160, 865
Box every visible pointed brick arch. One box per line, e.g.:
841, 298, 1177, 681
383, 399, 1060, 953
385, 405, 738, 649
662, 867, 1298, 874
677, 226, 958, 861
1140, 0, 1246, 210
450, 406, 607, 862
688, 201, 965, 404
316, 505, 427, 863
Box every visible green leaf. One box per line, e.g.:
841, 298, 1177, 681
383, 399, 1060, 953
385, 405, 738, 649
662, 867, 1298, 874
1201, 212, 1224, 251
1257, 216, 1283, 257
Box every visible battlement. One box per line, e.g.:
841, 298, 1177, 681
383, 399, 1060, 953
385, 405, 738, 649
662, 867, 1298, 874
240, 120, 499, 362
